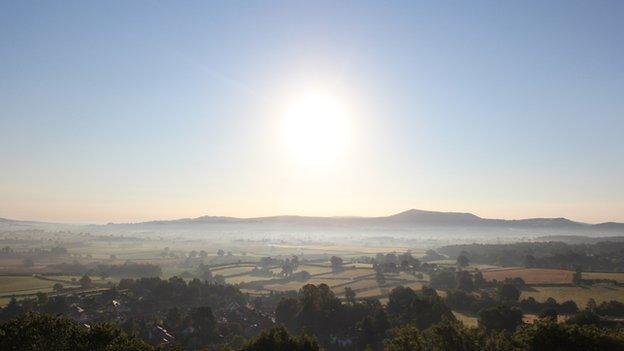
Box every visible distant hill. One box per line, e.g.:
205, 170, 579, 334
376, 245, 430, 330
3, 209, 623, 234
114, 209, 623, 232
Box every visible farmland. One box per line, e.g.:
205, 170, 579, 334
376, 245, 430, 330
521, 285, 624, 306
582, 272, 624, 283
0, 276, 64, 295
482, 268, 574, 284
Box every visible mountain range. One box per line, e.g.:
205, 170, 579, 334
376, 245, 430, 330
2, 209, 624, 233
127, 209, 624, 231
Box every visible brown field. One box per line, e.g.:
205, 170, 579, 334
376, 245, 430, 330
582, 272, 624, 283
483, 268, 573, 284
225, 274, 276, 284
314, 268, 375, 279
521, 286, 624, 306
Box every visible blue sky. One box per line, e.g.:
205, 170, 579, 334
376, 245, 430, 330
1, 1, 622, 223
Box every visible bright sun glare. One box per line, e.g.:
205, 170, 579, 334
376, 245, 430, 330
282, 91, 350, 164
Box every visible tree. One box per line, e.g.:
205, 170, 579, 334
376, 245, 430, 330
199, 250, 208, 260
497, 283, 520, 303
387, 286, 454, 329
99, 271, 109, 280
36, 292, 48, 305
213, 274, 226, 284
457, 255, 470, 268
330, 256, 343, 271
376, 270, 386, 286
514, 319, 624, 351
524, 254, 536, 268
189, 250, 198, 258
473, 270, 486, 288
357, 316, 377, 350
291, 255, 300, 270
275, 297, 300, 331
586, 298, 597, 312
188, 306, 218, 344
422, 318, 481, 351
384, 325, 425, 351
345, 287, 356, 304
197, 264, 213, 281
572, 267, 583, 284
217, 249, 225, 256
0, 313, 154, 351
281, 258, 294, 277
240, 326, 320, 351
53, 283, 64, 292
79, 274, 92, 288
539, 308, 558, 321
456, 270, 474, 291
429, 270, 456, 290
478, 305, 523, 332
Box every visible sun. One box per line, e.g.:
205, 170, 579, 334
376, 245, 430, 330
281, 91, 351, 164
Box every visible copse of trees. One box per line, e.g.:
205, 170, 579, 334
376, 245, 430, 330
478, 305, 524, 332
117, 276, 245, 312
330, 256, 343, 271
386, 286, 454, 329
276, 283, 391, 348
95, 262, 162, 278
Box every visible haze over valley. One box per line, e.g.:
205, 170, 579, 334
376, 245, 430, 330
2, 1, 624, 350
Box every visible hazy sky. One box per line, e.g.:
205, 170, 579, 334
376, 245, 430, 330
1, 1, 623, 224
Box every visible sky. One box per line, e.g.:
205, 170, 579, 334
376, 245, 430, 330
1, 1, 623, 224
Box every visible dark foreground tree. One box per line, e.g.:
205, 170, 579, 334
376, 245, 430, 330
497, 283, 520, 304
385, 318, 482, 351
514, 319, 624, 351
478, 305, 523, 332
0, 313, 154, 351
239, 326, 320, 351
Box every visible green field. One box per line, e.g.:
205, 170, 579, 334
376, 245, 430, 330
0, 275, 115, 306
0, 276, 61, 295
